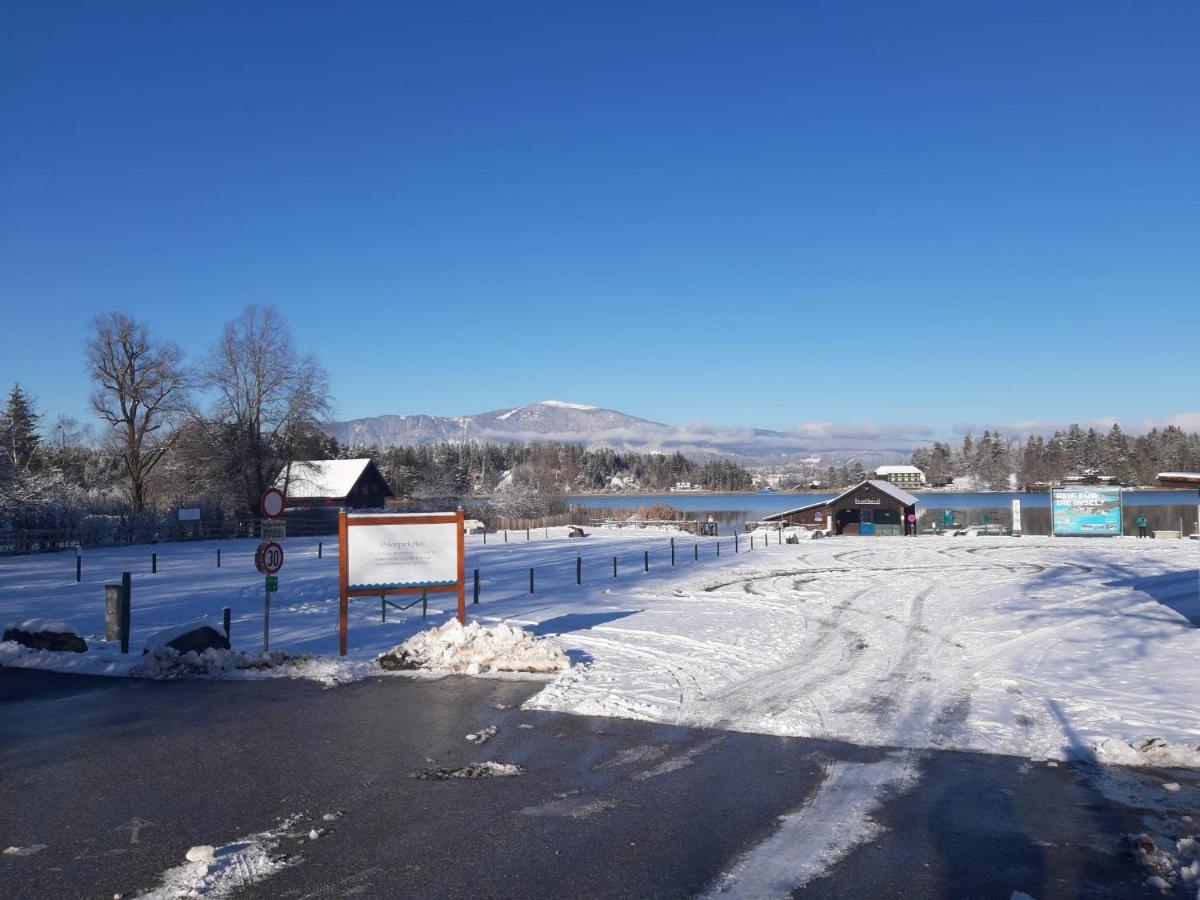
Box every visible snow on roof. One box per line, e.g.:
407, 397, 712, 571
763, 479, 919, 520
874, 465, 924, 476
276, 459, 374, 499
866, 479, 920, 506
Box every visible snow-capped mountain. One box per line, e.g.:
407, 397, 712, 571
324, 401, 927, 466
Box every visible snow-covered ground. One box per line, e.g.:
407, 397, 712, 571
2, 530, 1198, 766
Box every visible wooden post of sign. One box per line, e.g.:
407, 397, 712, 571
338, 511, 348, 656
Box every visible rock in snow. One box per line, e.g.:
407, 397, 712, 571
377, 620, 569, 675
3, 620, 86, 653
143, 624, 230, 655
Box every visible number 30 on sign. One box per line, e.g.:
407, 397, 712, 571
255, 541, 284, 575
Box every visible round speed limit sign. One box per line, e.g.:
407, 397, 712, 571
257, 541, 284, 575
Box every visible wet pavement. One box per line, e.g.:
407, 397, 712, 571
0, 668, 1195, 899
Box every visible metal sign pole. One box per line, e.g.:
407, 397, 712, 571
263, 578, 270, 653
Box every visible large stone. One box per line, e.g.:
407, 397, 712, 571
152, 625, 230, 655
3, 627, 87, 653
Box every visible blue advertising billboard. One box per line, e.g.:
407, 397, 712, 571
1051, 488, 1123, 536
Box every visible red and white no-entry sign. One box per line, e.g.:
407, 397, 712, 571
260, 488, 285, 518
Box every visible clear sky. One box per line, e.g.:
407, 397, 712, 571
2, 1, 1197, 437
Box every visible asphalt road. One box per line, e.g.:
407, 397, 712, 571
1, 668, 1194, 899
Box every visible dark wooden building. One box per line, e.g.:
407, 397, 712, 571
764, 480, 919, 536
274, 459, 395, 510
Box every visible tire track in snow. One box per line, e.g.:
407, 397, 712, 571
702, 752, 919, 899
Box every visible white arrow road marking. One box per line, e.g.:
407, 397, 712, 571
118, 818, 154, 844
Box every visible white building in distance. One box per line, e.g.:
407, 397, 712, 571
874, 464, 927, 488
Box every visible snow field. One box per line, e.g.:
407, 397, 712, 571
1, 530, 1198, 769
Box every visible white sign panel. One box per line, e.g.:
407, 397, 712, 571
1011, 498, 1022, 536
178, 507, 201, 522
261, 520, 287, 539
348, 522, 458, 590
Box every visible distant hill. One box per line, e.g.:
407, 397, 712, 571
323, 400, 919, 467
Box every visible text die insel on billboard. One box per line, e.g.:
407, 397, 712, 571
1051, 488, 1122, 536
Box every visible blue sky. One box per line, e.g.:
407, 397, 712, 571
1, 1, 1197, 437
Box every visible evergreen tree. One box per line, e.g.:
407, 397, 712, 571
1, 383, 42, 472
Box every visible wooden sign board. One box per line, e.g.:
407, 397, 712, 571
337, 509, 465, 656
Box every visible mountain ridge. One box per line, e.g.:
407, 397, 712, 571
322, 401, 923, 467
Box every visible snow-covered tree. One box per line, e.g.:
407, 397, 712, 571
0, 383, 41, 472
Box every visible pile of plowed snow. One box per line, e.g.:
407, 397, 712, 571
377, 620, 569, 675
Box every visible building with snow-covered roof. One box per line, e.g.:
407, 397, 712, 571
1157, 472, 1200, 486
763, 480, 918, 536
874, 465, 926, 487
274, 459, 394, 509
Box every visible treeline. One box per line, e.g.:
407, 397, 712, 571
0, 306, 333, 537
345, 441, 754, 514
910, 424, 1200, 490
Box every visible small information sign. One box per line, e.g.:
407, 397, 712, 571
265, 575, 279, 593
261, 520, 287, 540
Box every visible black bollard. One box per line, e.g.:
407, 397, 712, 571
76, 554, 81, 583
222, 607, 231, 641
474, 568, 480, 605
644, 550, 649, 572
119, 571, 131, 654
217, 547, 222, 568
576, 555, 582, 585
529, 568, 535, 593
151, 552, 157, 574
318, 542, 322, 559
613, 556, 617, 578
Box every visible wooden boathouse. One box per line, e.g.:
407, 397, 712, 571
763, 480, 919, 536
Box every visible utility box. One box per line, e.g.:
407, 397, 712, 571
104, 584, 122, 640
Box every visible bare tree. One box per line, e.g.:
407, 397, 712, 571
86, 313, 189, 512
201, 305, 332, 515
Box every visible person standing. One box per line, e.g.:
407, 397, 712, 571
1135, 514, 1148, 538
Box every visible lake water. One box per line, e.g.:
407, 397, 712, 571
566, 490, 1200, 535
